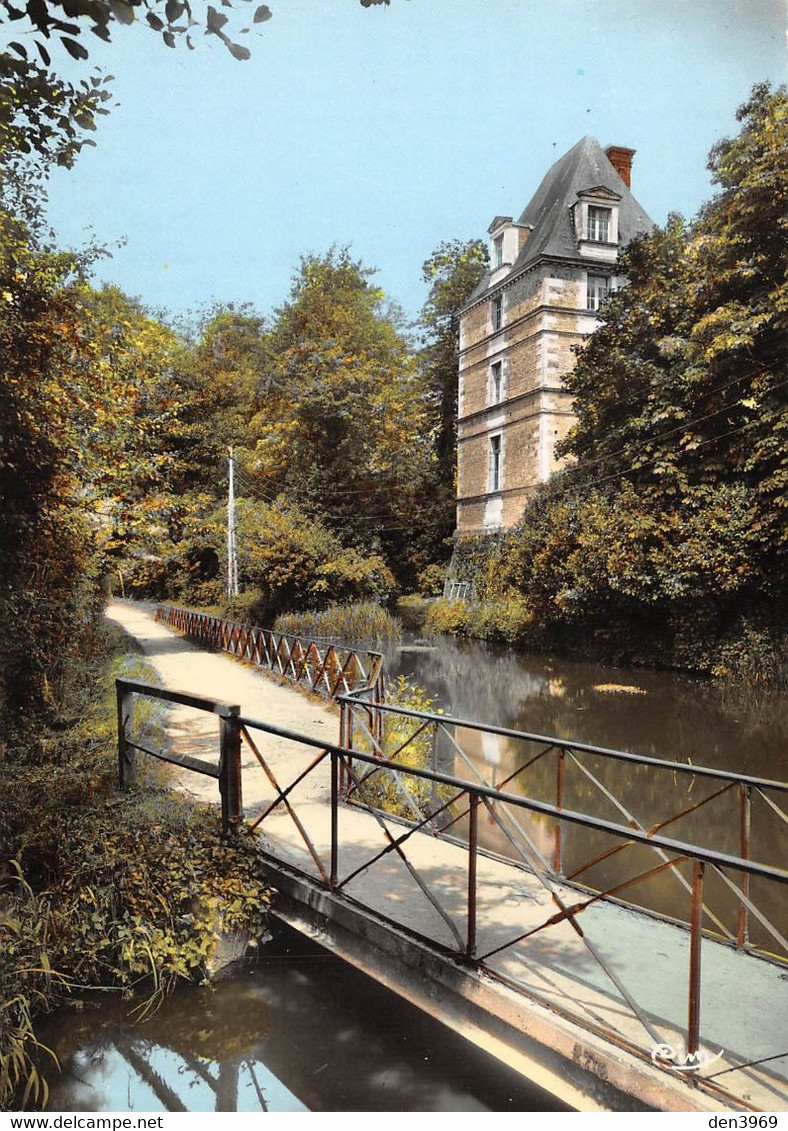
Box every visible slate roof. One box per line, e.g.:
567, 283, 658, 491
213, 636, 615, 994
466, 136, 654, 305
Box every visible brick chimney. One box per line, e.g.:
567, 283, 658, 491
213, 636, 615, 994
605, 145, 636, 189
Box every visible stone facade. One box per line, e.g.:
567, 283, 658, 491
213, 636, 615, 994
456, 138, 653, 536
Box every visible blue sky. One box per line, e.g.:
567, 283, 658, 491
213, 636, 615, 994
39, 0, 786, 326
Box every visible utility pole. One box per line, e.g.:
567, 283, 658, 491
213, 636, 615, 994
227, 446, 239, 598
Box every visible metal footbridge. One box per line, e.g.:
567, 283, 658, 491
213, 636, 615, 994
114, 605, 788, 1114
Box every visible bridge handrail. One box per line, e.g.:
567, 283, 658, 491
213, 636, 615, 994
235, 707, 788, 885
115, 677, 787, 883
155, 604, 385, 703
116, 676, 788, 1077
337, 690, 788, 793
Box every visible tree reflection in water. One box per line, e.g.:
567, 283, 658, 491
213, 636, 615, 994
389, 633, 787, 940
43, 927, 569, 1113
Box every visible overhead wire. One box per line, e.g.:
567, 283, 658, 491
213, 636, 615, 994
558, 371, 787, 485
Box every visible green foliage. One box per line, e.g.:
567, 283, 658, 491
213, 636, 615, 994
415, 562, 446, 597
0, 0, 273, 72
424, 596, 534, 646
0, 207, 103, 723
110, 246, 457, 598
248, 246, 431, 586
235, 499, 396, 618
0, 866, 62, 1110
351, 676, 448, 819
395, 594, 431, 632
420, 238, 488, 470
413, 238, 489, 574
712, 613, 788, 687
0, 56, 112, 181
274, 601, 401, 645
423, 597, 473, 637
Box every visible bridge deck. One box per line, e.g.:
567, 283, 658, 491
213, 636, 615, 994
108, 600, 788, 1114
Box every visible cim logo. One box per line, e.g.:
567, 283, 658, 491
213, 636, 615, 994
651, 1043, 725, 1074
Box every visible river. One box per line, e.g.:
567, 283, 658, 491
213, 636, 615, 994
42, 924, 569, 1113
385, 633, 787, 942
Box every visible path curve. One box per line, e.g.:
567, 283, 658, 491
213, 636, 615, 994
107, 598, 337, 810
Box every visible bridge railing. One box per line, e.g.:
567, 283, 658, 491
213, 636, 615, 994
337, 691, 788, 960
115, 677, 788, 1094
155, 604, 385, 704
231, 704, 788, 1077
116, 678, 243, 835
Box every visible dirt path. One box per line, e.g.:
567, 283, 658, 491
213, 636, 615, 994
106, 599, 338, 812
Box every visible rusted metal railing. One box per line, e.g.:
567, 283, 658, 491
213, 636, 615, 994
155, 604, 384, 705
116, 678, 243, 835
234, 706, 788, 1086
337, 692, 788, 961
115, 677, 788, 1104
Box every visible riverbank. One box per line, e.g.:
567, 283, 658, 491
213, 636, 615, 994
0, 614, 273, 1110
398, 594, 788, 692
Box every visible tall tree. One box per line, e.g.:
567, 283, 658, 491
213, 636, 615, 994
419, 238, 488, 477
250, 247, 429, 581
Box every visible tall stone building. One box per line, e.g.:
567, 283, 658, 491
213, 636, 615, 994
456, 137, 653, 536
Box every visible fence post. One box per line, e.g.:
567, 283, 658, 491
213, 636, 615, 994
116, 681, 136, 789
688, 860, 705, 1056
330, 750, 339, 887
467, 793, 479, 959
339, 701, 349, 798
738, 784, 751, 947
345, 701, 356, 800
219, 706, 243, 835
554, 750, 566, 874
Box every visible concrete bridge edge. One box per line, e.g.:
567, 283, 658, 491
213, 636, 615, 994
259, 854, 736, 1115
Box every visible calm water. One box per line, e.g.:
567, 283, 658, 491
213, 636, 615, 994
388, 634, 788, 775
385, 634, 788, 938
42, 925, 569, 1113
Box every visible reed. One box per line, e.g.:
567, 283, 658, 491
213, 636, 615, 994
274, 602, 401, 646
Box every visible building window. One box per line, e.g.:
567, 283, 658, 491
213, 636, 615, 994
492, 234, 503, 268
490, 360, 503, 403
491, 294, 503, 331
587, 205, 611, 242
489, 434, 502, 493
587, 273, 611, 311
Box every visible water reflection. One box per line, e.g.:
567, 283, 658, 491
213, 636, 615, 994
388, 635, 787, 775
386, 634, 787, 941
44, 926, 569, 1113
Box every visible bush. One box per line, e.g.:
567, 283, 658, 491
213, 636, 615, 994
712, 612, 788, 689
423, 597, 473, 636
396, 594, 432, 632
415, 563, 446, 597
350, 676, 450, 819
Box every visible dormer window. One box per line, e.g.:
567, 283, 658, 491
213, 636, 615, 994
573, 187, 621, 263
492, 234, 504, 269
587, 206, 611, 243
